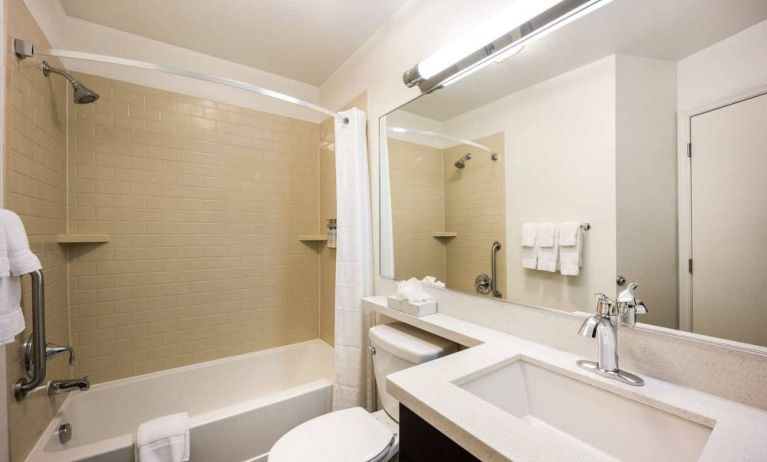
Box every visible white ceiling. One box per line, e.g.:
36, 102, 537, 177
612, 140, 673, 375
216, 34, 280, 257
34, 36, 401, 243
57, 0, 408, 85
402, 0, 767, 120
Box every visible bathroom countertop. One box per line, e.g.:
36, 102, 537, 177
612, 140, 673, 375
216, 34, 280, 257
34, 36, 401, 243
363, 296, 767, 462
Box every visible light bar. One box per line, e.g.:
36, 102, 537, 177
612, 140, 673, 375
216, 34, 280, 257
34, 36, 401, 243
403, 0, 607, 94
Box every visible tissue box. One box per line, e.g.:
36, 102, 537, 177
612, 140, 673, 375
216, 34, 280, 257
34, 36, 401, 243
386, 295, 437, 317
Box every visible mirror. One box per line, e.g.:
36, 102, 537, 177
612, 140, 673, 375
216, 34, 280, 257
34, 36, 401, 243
380, 0, 767, 348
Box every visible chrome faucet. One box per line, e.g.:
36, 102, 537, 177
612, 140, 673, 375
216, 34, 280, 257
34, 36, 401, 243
576, 293, 644, 386
617, 282, 647, 327
48, 377, 90, 395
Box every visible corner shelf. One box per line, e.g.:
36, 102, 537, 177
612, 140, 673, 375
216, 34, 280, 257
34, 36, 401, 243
299, 235, 328, 242
432, 232, 458, 238
57, 234, 111, 244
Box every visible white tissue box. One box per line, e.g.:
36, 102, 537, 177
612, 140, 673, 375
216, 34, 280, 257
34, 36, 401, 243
386, 295, 437, 317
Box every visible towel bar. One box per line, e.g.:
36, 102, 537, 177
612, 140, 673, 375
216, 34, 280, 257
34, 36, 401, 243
14, 269, 46, 401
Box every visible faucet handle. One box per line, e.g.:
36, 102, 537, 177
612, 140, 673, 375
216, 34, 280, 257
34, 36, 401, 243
45, 343, 75, 365
594, 293, 616, 317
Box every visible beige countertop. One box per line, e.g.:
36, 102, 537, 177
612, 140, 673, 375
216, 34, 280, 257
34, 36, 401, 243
364, 296, 767, 462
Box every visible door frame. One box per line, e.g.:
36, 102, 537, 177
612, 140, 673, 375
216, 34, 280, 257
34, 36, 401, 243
677, 87, 767, 332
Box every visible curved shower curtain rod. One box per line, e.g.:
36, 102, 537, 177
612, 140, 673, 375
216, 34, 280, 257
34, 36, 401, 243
387, 126, 498, 155
13, 39, 343, 121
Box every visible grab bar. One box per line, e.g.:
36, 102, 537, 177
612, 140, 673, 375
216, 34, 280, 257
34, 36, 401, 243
491, 241, 502, 298
14, 269, 46, 401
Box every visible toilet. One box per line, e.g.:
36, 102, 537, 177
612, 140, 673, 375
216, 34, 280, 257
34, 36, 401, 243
268, 322, 457, 462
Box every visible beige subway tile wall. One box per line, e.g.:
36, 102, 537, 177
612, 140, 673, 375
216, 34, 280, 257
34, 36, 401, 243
4, 1, 71, 460
388, 138, 447, 282
319, 117, 336, 345
66, 74, 322, 382
444, 133, 506, 296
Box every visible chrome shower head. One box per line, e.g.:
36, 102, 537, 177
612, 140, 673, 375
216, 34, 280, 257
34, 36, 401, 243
42, 61, 99, 104
454, 153, 472, 169
72, 82, 99, 104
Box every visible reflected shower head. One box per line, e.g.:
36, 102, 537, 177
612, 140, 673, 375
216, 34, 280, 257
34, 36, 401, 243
454, 153, 472, 169
42, 61, 99, 104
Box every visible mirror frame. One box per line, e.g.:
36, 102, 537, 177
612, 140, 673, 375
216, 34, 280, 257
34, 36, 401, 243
379, 89, 767, 357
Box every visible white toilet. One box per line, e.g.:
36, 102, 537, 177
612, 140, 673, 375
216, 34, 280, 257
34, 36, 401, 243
268, 322, 457, 462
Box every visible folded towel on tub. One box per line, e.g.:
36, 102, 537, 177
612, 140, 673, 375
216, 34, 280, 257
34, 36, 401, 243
135, 412, 190, 462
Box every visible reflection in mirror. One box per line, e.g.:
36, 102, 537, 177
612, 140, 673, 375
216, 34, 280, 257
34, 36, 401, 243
380, 0, 767, 349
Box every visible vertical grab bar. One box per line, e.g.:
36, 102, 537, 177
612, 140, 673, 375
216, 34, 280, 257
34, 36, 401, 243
14, 269, 46, 401
491, 241, 502, 298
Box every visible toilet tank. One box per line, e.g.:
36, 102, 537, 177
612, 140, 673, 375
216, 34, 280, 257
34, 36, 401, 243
369, 322, 457, 422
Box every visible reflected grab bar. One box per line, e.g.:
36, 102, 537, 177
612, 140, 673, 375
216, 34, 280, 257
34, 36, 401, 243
491, 241, 502, 298
14, 269, 46, 401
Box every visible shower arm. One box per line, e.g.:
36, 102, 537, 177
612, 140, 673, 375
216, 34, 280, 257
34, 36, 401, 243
42, 61, 78, 85
13, 39, 342, 120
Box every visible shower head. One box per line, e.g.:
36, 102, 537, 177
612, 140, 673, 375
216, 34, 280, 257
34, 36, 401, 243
72, 83, 100, 104
42, 61, 99, 104
454, 153, 472, 169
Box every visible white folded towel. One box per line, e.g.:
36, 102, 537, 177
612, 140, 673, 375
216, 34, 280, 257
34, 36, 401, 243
0, 218, 9, 279
135, 413, 190, 462
0, 210, 42, 276
559, 222, 583, 276
536, 223, 558, 272
521, 223, 538, 269
0, 210, 40, 345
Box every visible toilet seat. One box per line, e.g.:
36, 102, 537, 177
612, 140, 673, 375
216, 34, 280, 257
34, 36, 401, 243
268, 407, 397, 462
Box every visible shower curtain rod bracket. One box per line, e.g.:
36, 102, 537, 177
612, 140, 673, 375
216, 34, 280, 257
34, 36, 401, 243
13, 39, 347, 122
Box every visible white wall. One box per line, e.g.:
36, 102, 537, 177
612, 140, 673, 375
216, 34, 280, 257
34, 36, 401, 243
677, 19, 767, 112
615, 55, 678, 328
441, 56, 617, 311
22, 0, 323, 122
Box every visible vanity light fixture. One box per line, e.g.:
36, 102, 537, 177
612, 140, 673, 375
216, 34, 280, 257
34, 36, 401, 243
403, 0, 610, 93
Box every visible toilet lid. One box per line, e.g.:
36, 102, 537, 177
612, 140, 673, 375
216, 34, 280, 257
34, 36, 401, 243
268, 407, 396, 462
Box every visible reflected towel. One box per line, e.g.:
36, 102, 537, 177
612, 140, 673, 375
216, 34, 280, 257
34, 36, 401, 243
521, 223, 538, 269
135, 412, 190, 462
536, 223, 558, 272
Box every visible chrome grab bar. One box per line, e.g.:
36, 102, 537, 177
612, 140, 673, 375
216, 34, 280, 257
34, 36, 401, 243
491, 241, 502, 298
15, 269, 46, 401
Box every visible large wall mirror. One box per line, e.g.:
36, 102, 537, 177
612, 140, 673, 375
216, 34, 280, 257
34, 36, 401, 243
380, 0, 767, 349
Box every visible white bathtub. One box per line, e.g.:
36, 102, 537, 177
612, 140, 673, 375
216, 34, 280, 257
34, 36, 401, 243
25, 340, 334, 462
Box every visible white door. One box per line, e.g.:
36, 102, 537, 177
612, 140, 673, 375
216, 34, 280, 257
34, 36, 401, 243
690, 92, 767, 347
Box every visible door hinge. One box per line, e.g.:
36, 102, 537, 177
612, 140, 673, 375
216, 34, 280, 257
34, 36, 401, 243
687, 143, 692, 158
688, 258, 693, 273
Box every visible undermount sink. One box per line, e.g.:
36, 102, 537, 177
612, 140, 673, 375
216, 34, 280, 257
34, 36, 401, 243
456, 358, 713, 462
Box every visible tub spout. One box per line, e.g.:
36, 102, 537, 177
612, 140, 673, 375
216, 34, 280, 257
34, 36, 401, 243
48, 377, 90, 395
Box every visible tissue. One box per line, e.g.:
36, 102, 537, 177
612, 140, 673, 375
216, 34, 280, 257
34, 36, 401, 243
387, 278, 437, 317
397, 278, 430, 303
421, 276, 446, 288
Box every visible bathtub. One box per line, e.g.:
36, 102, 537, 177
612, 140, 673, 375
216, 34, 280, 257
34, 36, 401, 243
25, 340, 334, 462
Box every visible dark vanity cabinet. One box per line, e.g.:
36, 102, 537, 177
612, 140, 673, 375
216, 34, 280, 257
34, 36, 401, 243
399, 405, 481, 462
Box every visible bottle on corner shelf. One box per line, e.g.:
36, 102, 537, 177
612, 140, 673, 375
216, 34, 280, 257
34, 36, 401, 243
327, 219, 337, 249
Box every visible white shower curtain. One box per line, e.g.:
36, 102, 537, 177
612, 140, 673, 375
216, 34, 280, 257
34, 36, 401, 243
333, 108, 374, 411
379, 117, 395, 278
